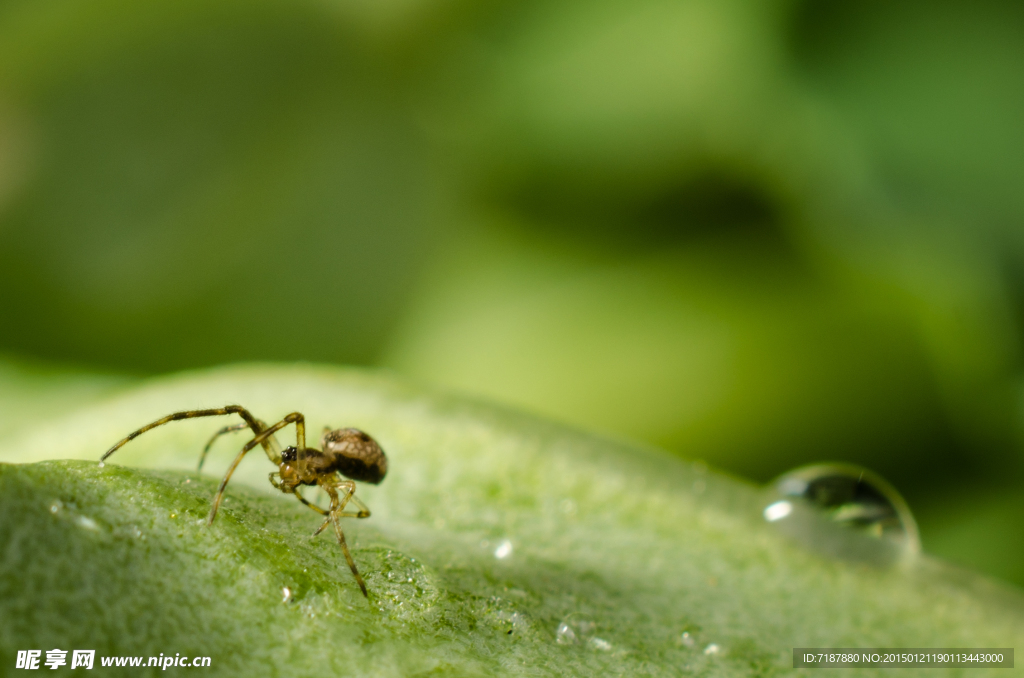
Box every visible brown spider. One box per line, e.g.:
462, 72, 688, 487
100, 405, 387, 598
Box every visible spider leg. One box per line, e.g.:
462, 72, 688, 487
272, 474, 328, 520
206, 412, 305, 524
100, 406, 279, 464
332, 514, 368, 598
293, 486, 328, 516
326, 483, 371, 519
199, 423, 247, 472
200, 420, 283, 471
336, 493, 371, 519
312, 515, 332, 537
311, 480, 351, 536
323, 483, 369, 598
315, 427, 331, 502
314, 479, 370, 520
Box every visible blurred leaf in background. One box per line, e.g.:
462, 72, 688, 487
0, 353, 130, 440
387, 0, 1024, 582
389, 0, 958, 484
0, 0, 438, 371
0, 0, 1022, 587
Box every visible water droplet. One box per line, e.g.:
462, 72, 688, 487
281, 587, 292, 603
494, 539, 513, 559
589, 637, 612, 652
763, 500, 793, 522
509, 612, 528, 632
679, 632, 695, 648
76, 516, 99, 531
97, 461, 105, 468
764, 464, 920, 566
169, 512, 177, 519
704, 643, 721, 656
48, 500, 63, 514
555, 622, 577, 645
132, 527, 143, 539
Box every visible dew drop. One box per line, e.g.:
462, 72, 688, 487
704, 643, 721, 656
763, 500, 792, 522
76, 515, 99, 531
679, 631, 695, 648
494, 539, 513, 559
555, 622, 577, 645
282, 587, 292, 603
97, 461, 105, 468
764, 464, 920, 566
589, 637, 612, 652
509, 612, 528, 632
48, 500, 63, 514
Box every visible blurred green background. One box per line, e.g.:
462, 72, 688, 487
0, 0, 1022, 585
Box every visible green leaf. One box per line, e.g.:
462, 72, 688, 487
1, 364, 1021, 676
0, 0, 435, 371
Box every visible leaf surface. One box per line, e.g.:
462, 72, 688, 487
0, 365, 1021, 676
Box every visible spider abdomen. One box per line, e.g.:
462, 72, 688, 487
321, 428, 388, 484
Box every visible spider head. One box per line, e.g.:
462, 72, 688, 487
320, 428, 388, 484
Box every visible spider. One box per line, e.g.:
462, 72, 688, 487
100, 405, 387, 598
